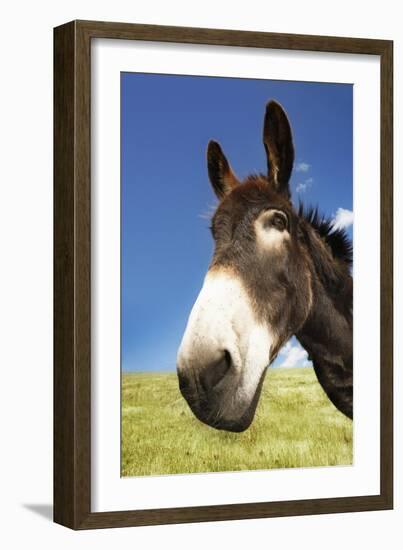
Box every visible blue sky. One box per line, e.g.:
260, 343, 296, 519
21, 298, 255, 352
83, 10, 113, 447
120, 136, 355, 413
121, 73, 353, 372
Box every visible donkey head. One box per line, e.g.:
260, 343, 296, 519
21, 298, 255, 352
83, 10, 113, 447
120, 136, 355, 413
177, 101, 313, 432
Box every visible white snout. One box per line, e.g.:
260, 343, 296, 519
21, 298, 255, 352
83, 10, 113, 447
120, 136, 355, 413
177, 269, 275, 426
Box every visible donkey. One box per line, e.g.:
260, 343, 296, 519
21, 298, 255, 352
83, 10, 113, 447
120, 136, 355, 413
177, 100, 353, 432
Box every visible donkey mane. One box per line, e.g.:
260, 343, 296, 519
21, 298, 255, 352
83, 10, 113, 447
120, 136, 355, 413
298, 204, 353, 267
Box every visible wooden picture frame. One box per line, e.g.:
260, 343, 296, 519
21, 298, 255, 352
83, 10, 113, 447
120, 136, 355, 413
54, 19, 393, 529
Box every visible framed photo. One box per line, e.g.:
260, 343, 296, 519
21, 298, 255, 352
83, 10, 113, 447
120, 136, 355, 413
54, 20, 393, 529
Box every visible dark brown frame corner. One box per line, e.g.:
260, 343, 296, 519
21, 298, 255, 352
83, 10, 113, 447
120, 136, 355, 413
54, 19, 393, 529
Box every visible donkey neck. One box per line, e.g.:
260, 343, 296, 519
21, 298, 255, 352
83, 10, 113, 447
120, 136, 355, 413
296, 266, 353, 419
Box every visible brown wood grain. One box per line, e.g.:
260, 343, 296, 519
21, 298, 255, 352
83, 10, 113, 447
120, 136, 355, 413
54, 21, 76, 528
54, 20, 393, 530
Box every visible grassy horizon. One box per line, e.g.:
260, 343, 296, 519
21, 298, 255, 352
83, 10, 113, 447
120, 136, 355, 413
121, 368, 353, 477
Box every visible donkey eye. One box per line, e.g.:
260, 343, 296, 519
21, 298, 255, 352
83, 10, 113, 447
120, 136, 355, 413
270, 212, 288, 231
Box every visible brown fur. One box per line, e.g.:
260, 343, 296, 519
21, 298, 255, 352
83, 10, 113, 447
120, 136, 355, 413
177, 100, 353, 430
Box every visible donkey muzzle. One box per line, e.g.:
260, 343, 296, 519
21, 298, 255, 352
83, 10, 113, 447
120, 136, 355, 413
177, 269, 273, 431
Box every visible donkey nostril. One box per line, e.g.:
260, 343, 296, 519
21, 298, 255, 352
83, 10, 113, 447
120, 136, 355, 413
199, 350, 233, 393
223, 350, 232, 371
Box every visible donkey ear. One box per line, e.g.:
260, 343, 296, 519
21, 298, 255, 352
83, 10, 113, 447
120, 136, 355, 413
207, 140, 239, 199
263, 100, 294, 198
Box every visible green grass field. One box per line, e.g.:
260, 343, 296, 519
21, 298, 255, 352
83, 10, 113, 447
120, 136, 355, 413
122, 367, 353, 477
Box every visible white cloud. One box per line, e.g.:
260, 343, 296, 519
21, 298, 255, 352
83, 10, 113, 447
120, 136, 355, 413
332, 207, 354, 231
277, 341, 311, 368
279, 341, 292, 356
295, 162, 310, 172
296, 182, 307, 193
296, 177, 313, 193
